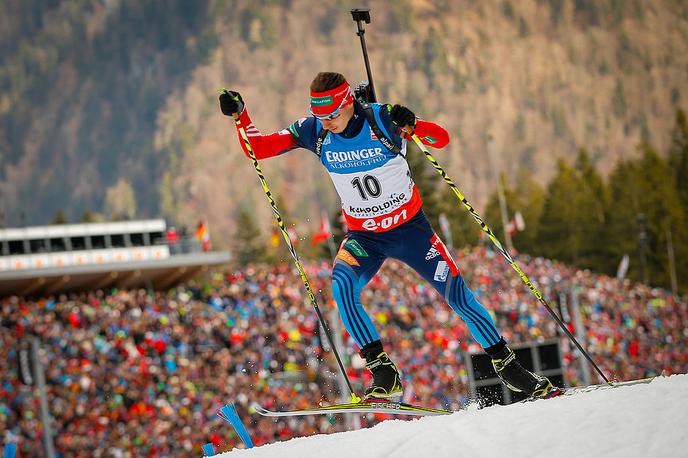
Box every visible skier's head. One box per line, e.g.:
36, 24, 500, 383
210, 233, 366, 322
310, 72, 355, 133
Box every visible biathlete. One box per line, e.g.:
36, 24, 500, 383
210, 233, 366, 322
219, 72, 560, 401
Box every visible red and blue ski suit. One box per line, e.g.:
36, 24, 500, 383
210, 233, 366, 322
233, 101, 503, 350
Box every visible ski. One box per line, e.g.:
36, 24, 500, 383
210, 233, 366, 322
560, 375, 658, 396
252, 377, 660, 418
250, 399, 453, 417
521, 376, 659, 403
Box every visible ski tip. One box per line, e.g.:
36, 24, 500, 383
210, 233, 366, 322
202, 442, 215, 456
542, 386, 563, 399
249, 402, 265, 414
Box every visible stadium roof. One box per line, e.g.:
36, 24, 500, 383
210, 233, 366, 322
0, 251, 231, 297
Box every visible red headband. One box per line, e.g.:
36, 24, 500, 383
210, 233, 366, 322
309, 81, 353, 116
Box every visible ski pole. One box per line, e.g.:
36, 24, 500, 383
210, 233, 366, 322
234, 120, 361, 403
406, 130, 611, 385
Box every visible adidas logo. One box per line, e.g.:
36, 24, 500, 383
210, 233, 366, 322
425, 247, 440, 260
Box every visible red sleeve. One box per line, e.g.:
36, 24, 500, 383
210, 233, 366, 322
403, 119, 450, 149
233, 108, 299, 160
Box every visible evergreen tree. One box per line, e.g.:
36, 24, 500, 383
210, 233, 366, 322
667, 109, 688, 291
574, 148, 612, 271
484, 173, 517, 251
81, 208, 95, 223
606, 159, 642, 278
511, 168, 546, 255
607, 144, 686, 289
432, 165, 480, 249
484, 168, 546, 255
537, 159, 585, 263
234, 203, 267, 265
536, 151, 610, 269
407, 141, 443, 228
669, 109, 688, 215
636, 143, 685, 290
52, 209, 68, 225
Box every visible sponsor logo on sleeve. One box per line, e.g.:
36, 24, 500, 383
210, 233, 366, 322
344, 239, 368, 257
336, 248, 360, 267
434, 260, 450, 282
425, 247, 440, 260
288, 118, 308, 138
430, 234, 460, 276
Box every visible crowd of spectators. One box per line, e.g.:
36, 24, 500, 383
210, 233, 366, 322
1, 246, 686, 456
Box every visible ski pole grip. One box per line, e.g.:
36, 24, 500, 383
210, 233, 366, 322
351, 8, 371, 25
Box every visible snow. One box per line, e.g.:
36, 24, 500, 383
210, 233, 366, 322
217, 375, 688, 458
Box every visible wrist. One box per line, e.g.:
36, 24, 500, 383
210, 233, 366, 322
234, 107, 250, 126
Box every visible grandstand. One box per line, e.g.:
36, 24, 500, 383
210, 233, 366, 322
0, 219, 231, 296
1, 247, 685, 455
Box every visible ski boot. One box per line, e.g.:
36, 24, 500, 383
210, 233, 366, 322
491, 345, 561, 399
361, 341, 403, 400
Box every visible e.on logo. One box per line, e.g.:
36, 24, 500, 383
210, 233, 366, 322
361, 209, 408, 231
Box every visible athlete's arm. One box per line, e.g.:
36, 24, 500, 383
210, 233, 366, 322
234, 108, 300, 159
233, 108, 323, 160
379, 106, 450, 149
408, 119, 450, 149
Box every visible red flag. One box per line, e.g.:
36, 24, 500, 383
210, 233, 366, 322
311, 212, 331, 246
506, 211, 525, 236
195, 220, 211, 251
286, 227, 299, 245
270, 229, 280, 247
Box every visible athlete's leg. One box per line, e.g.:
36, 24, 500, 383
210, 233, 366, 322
331, 234, 403, 399
331, 236, 385, 349
390, 218, 502, 349
390, 215, 559, 397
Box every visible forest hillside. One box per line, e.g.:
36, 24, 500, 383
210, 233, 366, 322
2, 0, 687, 248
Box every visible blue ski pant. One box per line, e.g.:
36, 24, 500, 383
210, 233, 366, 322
331, 210, 502, 350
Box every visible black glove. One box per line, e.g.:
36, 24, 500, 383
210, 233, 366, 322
390, 104, 416, 129
219, 88, 244, 117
